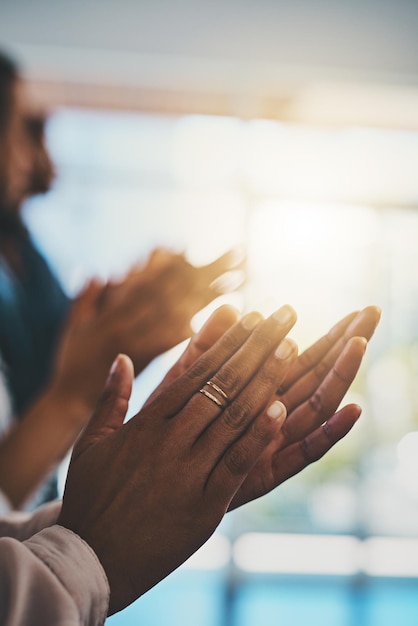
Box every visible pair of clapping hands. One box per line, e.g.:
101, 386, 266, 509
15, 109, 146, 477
51, 248, 243, 412
58, 301, 380, 615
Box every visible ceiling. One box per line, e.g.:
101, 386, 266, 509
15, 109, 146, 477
1, 0, 418, 126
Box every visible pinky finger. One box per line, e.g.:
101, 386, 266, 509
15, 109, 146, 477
271, 404, 362, 483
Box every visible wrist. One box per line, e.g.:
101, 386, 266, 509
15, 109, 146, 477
41, 382, 95, 432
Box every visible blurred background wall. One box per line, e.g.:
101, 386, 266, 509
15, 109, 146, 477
1, 1, 418, 625
2, 0, 418, 125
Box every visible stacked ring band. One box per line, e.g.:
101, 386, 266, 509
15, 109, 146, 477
199, 380, 229, 408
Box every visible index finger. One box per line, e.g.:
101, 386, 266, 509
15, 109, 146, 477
201, 248, 246, 284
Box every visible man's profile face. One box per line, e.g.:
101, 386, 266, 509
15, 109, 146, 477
0, 78, 32, 213
25, 108, 55, 197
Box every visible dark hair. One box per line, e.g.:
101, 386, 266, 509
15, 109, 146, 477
0, 50, 19, 135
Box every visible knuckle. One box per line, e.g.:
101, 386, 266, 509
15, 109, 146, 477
258, 363, 281, 388
186, 354, 214, 381
251, 413, 277, 443
250, 328, 273, 354
300, 428, 329, 464
332, 364, 350, 383
214, 366, 240, 394
224, 445, 248, 476
322, 421, 334, 444
297, 349, 315, 371
309, 390, 325, 415
223, 400, 252, 429
300, 438, 315, 463
313, 359, 330, 381
324, 329, 335, 347
219, 330, 243, 355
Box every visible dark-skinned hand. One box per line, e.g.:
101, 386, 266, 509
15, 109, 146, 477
145, 305, 381, 510
58, 304, 297, 614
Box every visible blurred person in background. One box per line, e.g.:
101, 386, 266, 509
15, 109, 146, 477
0, 49, 244, 418
0, 48, 244, 505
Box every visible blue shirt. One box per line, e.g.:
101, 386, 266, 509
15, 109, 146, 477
0, 233, 70, 416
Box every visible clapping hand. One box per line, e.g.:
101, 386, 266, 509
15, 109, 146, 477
58, 305, 297, 614
146, 305, 380, 510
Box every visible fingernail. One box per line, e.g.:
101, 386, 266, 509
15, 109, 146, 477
107, 354, 122, 381
275, 338, 297, 360
273, 304, 296, 326
241, 311, 263, 330
358, 336, 368, 351
267, 400, 287, 421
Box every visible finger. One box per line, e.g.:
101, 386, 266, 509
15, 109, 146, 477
168, 305, 240, 375
168, 305, 296, 428
143, 305, 240, 406
206, 400, 287, 503
143, 310, 265, 415
79, 276, 104, 294
95, 280, 113, 311
69, 278, 103, 323
202, 248, 246, 283
228, 404, 361, 510
280, 336, 366, 445
202, 306, 296, 405
183, 250, 246, 307
279, 306, 380, 410
187, 306, 240, 359
279, 306, 380, 395
144, 304, 296, 427
195, 338, 297, 465
271, 404, 362, 484
159, 257, 241, 313
74, 354, 134, 457
112, 275, 160, 318
204, 269, 247, 301
146, 247, 177, 270
278, 310, 358, 392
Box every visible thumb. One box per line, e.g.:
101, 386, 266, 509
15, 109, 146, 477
74, 354, 134, 457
